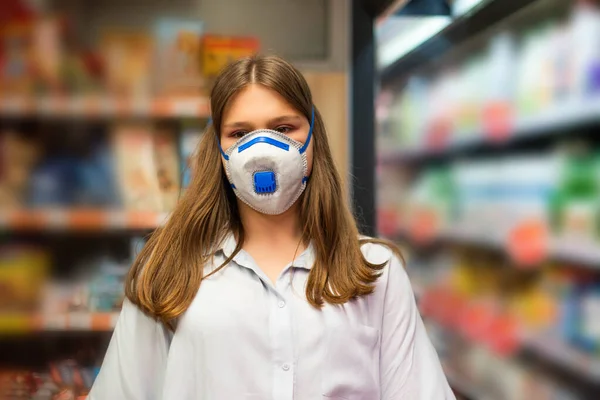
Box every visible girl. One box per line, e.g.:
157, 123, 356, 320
89, 56, 454, 399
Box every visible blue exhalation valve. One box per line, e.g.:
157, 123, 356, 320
254, 171, 277, 194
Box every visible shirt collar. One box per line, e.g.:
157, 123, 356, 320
217, 232, 315, 270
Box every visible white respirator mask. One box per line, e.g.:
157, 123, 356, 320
216, 107, 314, 215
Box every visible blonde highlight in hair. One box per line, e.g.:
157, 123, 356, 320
125, 55, 402, 329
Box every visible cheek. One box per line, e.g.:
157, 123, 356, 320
220, 136, 237, 153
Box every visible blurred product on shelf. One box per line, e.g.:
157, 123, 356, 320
0, 128, 41, 209
154, 124, 182, 211
100, 31, 153, 98
28, 129, 119, 210
0, 20, 35, 95
0, 245, 49, 314
551, 148, 600, 245
32, 16, 64, 94
154, 19, 205, 96
179, 120, 204, 194
377, 1, 600, 156
201, 35, 260, 86
111, 122, 162, 212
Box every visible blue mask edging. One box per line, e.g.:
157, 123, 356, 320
213, 106, 315, 161
238, 137, 290, 153
299, 107, 314, 155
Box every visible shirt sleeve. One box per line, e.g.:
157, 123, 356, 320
379, 255, 455, 400
88, 299, 172, 400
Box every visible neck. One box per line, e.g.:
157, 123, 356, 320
238, 202, 303, 246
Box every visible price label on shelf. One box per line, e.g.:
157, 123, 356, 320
43, 314, 68, 330
38, 97, 59, 115
47, 210, 68, 229
483, 101, 513, 142
425, 117, 452, 151
507, 219, 549, 267
171, 99, 201, 116
409, 208, 439, 243
487, 313, 521, 356
107, 211, 128, 229
459, 302, 495, 343
377, 208, 399, 237
8, 210, 50, 230
69, 313, 92, 330
131, 98, 151, 115
0, 97, 29, 115
69, 97, 86, 114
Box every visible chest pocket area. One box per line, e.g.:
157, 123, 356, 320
322, 323, 380, 399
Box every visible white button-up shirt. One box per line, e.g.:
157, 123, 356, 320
89, 236, 454, 400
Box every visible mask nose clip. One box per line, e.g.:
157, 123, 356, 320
253, 171, 277, 194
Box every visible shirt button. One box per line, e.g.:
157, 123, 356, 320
282, 364, 290, 371
278, 300, 286, 308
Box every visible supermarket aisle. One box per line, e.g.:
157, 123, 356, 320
376, 0, 600, 398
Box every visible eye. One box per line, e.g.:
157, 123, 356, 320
275, 125, 293, 134
230, 130, 248, 139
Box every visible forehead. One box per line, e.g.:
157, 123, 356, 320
222, 84, 301, 123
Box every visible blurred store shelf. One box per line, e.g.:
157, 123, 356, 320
380, 98, 600, 164
0, 312, 119, 333
395, 227, 600, 269
0, 95, 210, 119
444, 367, 483, 400
422, 297, 600, 391
523, 334, 600, 384
0, 209, 169, 232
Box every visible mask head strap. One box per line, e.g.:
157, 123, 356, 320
299, 106, 314, 154
209, 118, 230, 161
213, 105, 314, 160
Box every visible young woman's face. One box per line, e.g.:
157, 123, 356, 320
219, 84, 314, 175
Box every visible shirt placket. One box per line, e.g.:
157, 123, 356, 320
269, 274, 294, 400
233, 252, 296, 400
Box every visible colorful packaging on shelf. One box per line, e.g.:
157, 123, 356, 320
0, 21, 35, 95
154, 19, 205, 95
551, 151, 599, 243
32, 16, 64, 94
100, 31, 153, 97
201, 35, 259, 83
179, 121, 203, 193
73, 141, 121, 208
0, 128, 41, 209
0, 245, 50, 315
87, 257, 128, 312
153, 124, 181, 211
111, 122, 162, 211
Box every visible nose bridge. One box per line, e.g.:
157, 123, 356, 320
238, 136, 290, 153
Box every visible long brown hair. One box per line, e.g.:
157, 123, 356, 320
126, 55, 402, 329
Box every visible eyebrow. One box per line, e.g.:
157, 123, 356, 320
223, 115, 304, 129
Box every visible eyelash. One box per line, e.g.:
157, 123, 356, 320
229, 125, 294, 138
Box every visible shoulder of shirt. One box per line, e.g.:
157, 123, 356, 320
357, 235, 402, 267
